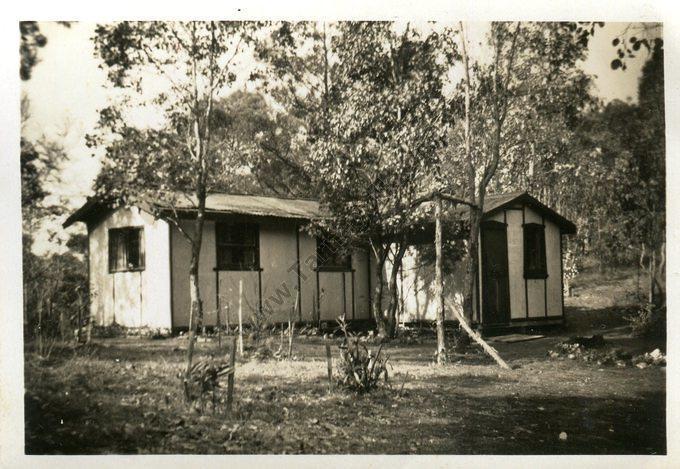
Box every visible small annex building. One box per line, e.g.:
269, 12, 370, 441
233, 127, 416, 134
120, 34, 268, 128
63, 191, 576, 332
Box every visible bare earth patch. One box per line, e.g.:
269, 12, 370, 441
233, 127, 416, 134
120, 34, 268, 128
24, 329, 665, 455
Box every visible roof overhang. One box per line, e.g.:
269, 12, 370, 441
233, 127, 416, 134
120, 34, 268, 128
63, 191, 576, 236
482, 192, 577, 235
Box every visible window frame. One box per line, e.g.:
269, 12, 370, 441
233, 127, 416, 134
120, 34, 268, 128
108, 226, 145, 273
523, 222, 548, 279
316, 235, 352, 272
215, 222, 260, 271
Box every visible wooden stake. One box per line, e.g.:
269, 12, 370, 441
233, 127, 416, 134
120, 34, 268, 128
217, 306, 222, 351
445, 299, 511, 370
289, 292, 298, 360
227, 336, 237, 413
238, 279, 244, 356
325, 342, 333, 392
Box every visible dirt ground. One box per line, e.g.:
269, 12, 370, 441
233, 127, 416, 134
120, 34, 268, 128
24, 318, 665, 455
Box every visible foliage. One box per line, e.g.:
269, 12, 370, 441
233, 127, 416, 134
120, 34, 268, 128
20, 21, 47, 80
20, 21, 71, 80
336, 317, 390, 393
608, 24, 662, 71
310, 23, 454, 337
21, 96, 85, 354
625, 303, 666, 340
90, 21, 255, 396
23, 247, 90, 356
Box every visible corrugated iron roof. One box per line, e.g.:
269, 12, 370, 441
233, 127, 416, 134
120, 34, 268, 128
63, 192, 325, 228
453, 191, 576, 234
63, 190, 575, 234
155, 193, 325, 219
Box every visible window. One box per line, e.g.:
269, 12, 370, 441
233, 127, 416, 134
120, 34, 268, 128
317, 235, 351, 271
524, 223, 547, 279
216, 222, 259, 271
109, 227, 145, 272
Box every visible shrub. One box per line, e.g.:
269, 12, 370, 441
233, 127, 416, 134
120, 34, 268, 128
625, 303, 666, 339
336, 317, 389, 393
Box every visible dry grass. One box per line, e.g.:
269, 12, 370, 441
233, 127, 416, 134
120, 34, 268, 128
24, 329, 665, 454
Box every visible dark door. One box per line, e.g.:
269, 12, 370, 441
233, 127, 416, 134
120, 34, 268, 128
481, 221, 510, 325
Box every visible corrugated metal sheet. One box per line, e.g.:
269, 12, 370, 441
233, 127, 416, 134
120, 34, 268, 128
64, 190, 574, 234
64, 193, 326, 228
154, 193, 325, 220
453, 191, 576, 234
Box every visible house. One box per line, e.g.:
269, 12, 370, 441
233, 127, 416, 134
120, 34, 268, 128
63, 191, 575, 332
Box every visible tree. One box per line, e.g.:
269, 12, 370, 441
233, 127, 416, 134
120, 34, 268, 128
451, 22, 593, 322
634, 39, 665, 304
306, 22, 454, 338
90, 21, 252, 401
252, 21, 339, 197
20, 21, 71, 80
211, 90, 312, 197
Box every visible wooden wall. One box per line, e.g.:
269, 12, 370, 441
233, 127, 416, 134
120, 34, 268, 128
392, 203, 564, 325
88, 207, 171, 329
169, 218, 371, 327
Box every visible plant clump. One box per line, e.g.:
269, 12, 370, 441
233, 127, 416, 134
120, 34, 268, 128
625, 303, 666, 340
336, 318, 390, 393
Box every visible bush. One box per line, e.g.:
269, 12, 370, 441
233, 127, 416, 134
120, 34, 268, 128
336, 317, 389, 393
625, 303, 666, 339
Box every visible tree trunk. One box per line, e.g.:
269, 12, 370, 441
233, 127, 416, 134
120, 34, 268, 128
434, 195, 447, 364
183, 241, 203, 402
463, 209, 480, 323
36, 292, 43, 355
654, 241, 666, 306
638, 243, 646, 302
384, 243, 407, 338
459, 22, 477, 326
372, 243, 387, 337
648, 249, 655, 305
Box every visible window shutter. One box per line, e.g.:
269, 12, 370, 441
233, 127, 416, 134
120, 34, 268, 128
138, 228, 145, 269
108, 230, 116, 272
524, 223, 547, 279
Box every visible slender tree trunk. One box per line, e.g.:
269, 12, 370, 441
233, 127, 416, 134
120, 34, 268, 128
434, 194, 447, 364
36, 292, 43, 355
460, 22, 477, 326
638, 243, 646, 302
183, 192, 206, 402
648, 249, 655, 305
385, 243, 407, 337
371, 242, 387, 336
183, 244, 203, 402
654, 241, 666, 306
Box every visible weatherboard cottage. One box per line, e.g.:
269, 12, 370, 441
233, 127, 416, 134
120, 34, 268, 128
63, 191, 575, 332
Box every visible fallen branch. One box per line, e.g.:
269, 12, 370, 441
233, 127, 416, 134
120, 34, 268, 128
445, 299, 511, 370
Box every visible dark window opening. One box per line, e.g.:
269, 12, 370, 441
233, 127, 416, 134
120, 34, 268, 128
109, 227, 145, 272
317, 235, 351, 271
216, 222, 259, 271
524, 223, 547, 279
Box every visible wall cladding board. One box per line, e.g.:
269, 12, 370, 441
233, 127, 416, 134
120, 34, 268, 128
396, 245, 466, 323
351, 249, 371, 320
506, 209, 527, 319
171, 220, 217, 328
90, 207, 171, 329
259, 221, 299, 323
545, 220, 563, 316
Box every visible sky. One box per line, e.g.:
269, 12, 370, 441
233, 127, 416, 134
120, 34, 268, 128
21, 21, 661, 254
